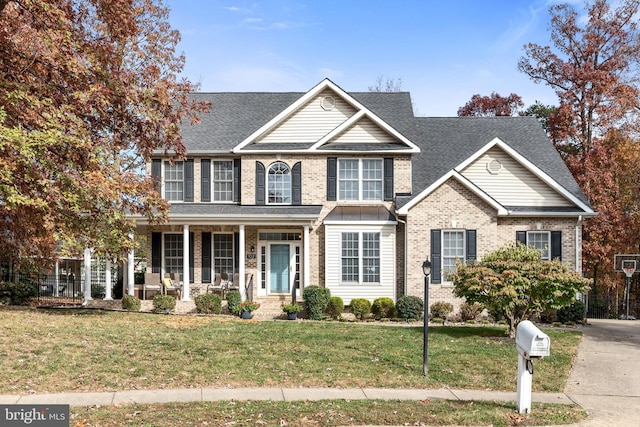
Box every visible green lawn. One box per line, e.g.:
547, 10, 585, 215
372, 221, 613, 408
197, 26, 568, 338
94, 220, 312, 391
0, 307, 580, 394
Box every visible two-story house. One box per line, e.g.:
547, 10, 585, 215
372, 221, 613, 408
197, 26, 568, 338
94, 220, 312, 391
129, 78, 595, 311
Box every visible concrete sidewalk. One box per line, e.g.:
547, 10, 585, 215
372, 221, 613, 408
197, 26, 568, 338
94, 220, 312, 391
0, 386, 573, 407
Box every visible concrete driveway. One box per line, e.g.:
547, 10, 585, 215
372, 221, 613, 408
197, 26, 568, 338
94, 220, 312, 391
564, 318, 640, 426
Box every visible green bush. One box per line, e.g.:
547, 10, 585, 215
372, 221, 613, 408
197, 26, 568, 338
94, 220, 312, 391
91, 284, 105, 299
0, 281, 37, 305
194, 293, 222, 314
372, 297, 395, 319
325, 296, 344, 319
153, 294, 176, 313
302, 285, 331, 320
396, 295, 424, 320
459, 302, 483, 321
225, 289, 242, 316
430, 301, 454, 320
557, 300, 587, 324
121, 294, 141, 311
349, 298, 372, 319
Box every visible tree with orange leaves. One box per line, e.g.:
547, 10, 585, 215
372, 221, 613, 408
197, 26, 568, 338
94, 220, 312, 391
0, 0, 208, 271
519, 0, 640, 293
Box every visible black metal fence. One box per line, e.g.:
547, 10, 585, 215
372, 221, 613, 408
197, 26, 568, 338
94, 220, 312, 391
585, 289, 639, 320
2, 273, 82, 305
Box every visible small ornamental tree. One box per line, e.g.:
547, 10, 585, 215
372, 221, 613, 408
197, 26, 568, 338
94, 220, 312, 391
450, 242, 591, 336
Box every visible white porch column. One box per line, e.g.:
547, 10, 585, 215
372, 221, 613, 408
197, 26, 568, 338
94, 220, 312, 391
104, 258, 113, 300
304, 225, 310, 290
127, 234, 135, 296
239, 224, 246, 301
182, 224, 190, 301
83, 248, 92, 302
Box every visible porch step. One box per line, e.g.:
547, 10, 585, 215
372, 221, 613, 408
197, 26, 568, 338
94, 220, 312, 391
252, 297, 304, 320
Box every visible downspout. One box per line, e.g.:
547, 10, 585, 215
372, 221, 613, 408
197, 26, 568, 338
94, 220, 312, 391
575, 215, 583, 274
397, 217, 408, 299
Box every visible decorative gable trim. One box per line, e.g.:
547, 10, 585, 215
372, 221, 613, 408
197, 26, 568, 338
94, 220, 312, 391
397, 170, 508, 215
456, 137, 594, 214
233, 78, 420, 153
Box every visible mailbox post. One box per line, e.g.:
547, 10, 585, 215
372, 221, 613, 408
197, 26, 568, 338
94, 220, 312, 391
515, 320, 550, 414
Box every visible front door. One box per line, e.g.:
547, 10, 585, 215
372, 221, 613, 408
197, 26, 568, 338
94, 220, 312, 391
269, 244, 290, 293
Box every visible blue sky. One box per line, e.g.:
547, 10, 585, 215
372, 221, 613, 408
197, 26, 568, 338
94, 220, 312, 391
165, 0, 574, 116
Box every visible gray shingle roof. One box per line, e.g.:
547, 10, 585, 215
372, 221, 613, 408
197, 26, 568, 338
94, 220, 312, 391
411, 116, 591, 208
180, 91, 417, 153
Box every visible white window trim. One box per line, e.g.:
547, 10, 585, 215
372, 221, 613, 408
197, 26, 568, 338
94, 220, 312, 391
162, 160, 184, 203
266, 161, 292, 205
337, 158, 383, 202
340, 231, 381, 285
526, 230, 551, 260
441, 229, 466, 284
211, 160, 234, 203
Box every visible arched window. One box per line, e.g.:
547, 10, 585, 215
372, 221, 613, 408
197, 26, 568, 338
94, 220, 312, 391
267, 162, 291, 204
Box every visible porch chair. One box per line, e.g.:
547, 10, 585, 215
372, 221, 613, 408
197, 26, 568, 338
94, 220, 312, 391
163, 273, 182, 299
206, 273, 223, 296
143, 272, 162, 300
228, 273, 240, 294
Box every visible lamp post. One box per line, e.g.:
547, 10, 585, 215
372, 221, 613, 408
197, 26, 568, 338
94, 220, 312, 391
422, 258, 432, 376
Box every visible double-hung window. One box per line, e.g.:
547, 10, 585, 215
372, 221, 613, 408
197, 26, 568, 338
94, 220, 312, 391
164, 234, 183, 278
213, 160, 233, 202
164, 161, 184, 201
526, 231, 550, 260
341, 232, 380, 283
214, 234, 234, 275
442, 230, 465, 278
338, 159, 383, 201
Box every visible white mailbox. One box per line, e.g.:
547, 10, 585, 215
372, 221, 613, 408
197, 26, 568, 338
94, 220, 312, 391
516, 320, 550, 359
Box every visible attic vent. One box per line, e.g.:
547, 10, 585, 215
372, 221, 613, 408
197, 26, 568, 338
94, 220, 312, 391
321, 96, 336, 111
487, 159, 503, 175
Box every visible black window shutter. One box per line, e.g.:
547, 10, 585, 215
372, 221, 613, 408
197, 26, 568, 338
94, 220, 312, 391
234, 232, 240, 272
189, 232, 194, 283
551, 231, 562, 260
466, 229, 477, 262
151, 232, 162, 273
151, 159, 162, 195
431, 229, 442, 284
516, 231, 527, 245
184, 159, 194, 202
201, 232, 211, 283
201, 159, 210, 202
233, 159, 241, 203
256, 161, 265, 205
327, 157, 337, 201
384, 157, 394, 201
292, 162, 302, 205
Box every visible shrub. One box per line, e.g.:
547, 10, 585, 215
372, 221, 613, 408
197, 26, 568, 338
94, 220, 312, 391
349, 298, 372, 319
557, 300, 587, 324
0, 281, 37, 305
153, 294, 176, 313
121, 294, 141, 311
371, 297, 395, 319
225, 290, 241, 316
396, 295, 424, 320
540, 308, 557, 324
459, 302, 483, 321
194, 293, 222, 314
91, 284, 105, 299
430, 301, 454, 320
303, 286, 331, 320
325, 296, 344, 319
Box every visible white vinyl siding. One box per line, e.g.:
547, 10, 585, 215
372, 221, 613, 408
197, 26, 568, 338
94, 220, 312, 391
257, 89, 357, 144
325, 224, 395, 305
460, 147, 572, 207
331, 117, 397, 144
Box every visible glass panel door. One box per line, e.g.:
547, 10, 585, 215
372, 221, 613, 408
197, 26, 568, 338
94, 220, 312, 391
269, 244, 290, 293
